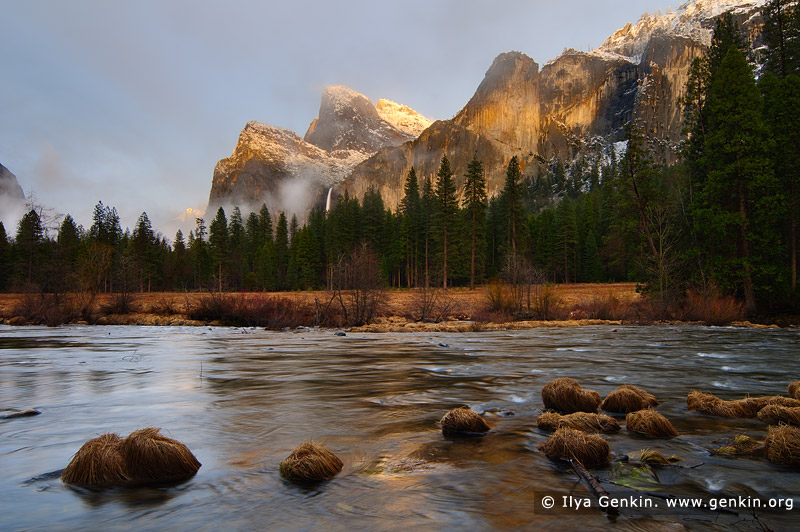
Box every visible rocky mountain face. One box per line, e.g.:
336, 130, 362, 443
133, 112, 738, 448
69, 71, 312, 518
341, 0, 766, 205
207, 86, 431, 216
0, 163, 25, 201
208, 0, 767, 215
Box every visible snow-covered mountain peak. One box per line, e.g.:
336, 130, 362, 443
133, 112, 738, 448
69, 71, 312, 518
596, 0, 766, 62
375, 99, 433, 138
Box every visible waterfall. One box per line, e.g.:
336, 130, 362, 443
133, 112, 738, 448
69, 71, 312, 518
325, 187, 333, 212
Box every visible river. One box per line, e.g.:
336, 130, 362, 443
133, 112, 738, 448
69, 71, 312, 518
1, 324, 798, 531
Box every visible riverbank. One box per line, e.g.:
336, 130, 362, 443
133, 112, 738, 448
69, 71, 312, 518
0, 283, 788, 330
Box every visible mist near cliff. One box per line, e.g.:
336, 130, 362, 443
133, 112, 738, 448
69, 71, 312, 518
1, 0, 670, 242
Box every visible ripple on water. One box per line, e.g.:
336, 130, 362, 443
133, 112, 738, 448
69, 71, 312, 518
697, 352, 730, 358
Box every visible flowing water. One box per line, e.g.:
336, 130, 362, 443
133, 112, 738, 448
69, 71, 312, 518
1, 324, 798, 531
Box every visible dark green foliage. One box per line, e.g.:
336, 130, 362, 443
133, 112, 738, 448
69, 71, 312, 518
399, 167, 421, 287
209, 207, 229, 291
463, 154, 487, 289
761, 0, 800, 77
698, 47, 781, 312
0, 222, 9, 290
275, 212, 289, 290
434, 155, 458, 289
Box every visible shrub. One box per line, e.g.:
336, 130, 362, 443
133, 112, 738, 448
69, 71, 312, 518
188, 293, 316, 329
684, 287, 745, 325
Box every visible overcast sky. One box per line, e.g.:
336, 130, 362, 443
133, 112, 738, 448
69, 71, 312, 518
1, 0, 675, 239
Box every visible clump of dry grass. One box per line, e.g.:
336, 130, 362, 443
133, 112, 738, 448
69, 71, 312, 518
61, 433, 128, 488
536, 411, 620, 433
279, 441, 343, 482
600, 385, 659, 413
789, 381, 800, 400
714, 434, 764, 457
61, 428, 201, 488
541, 377, 602, 414
626, 409, 679, 438
538, 427, 610, 468
440, 407, 490, 435
638, 449, 682, 465
757, 405, 800, 426
764, 425, 800, 466
118, 428, 201, 484
687, 391, 800, 419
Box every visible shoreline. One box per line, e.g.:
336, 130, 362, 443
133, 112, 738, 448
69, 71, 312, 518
0, 284, 790, 331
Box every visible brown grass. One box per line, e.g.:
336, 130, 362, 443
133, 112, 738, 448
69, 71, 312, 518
626, 409, 679, 438
61, 433, 128, 488
279, 441, 343, 482
536, 411, 620, 433
638, 449, 682, 465
714, 434, 764, 457
0, 284, 641, 326
62, 428, 201, 488
789, 381, 800, 400
684, 289, 745, 326
538, 427, 611, 468
541, 377, 602, 414
600, 385, 659, 413
117, 427, 201, 484
440, 407, 490, 435
757, 405, 800, 426
764, 425, 800, 466
687, 391, 800, 419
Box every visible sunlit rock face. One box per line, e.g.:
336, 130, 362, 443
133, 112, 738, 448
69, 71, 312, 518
339, 0, 767, 209
210, 0, 767, 215
207, 87, 431, 216
304, 85, 415, 153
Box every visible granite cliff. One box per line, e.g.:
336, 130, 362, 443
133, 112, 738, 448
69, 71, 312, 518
206, 86, 431, 216
208, 0, 767, 214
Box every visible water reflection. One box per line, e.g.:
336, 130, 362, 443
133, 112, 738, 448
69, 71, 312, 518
1, 324, 799, 531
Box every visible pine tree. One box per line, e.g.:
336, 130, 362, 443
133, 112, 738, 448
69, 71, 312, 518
421, 177, 435, 287
209, 207, 229, 292
462, 153, 487, 289
762, 0, 800, 77
0, 222, 9, 290
275, 212, 289, 290
399, 167, 421, 286
501, 156, 524, 256
762, 72, 800, 299
554, 200, 578, 283
57, 214, 82, 276
16, 209, 44, 284
132, 212, 156, 291
434, 155, 458, 289
228, 206, 246, 289
699, 47, 782, 312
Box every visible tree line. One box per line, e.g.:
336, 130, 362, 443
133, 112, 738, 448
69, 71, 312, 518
1, 1, 798, 315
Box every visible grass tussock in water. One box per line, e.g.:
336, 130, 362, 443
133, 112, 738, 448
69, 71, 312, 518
440, 407, 490, 435
638, 449, 683, 465
757, 405, 800, 426
536, 411, 620, 433
279, 441, 343, 482
789, 381, 800, 400
541, 377, 601, 414
61, 433, 128, 488
538, 427, 610, 468
764, 425, 800, 466
626, 409, 679, 438
687, 391, 800, 418
600, 384, 659, 413
118, 428, 202, 484
714, 434, 764, 457
61, 428, 200, 488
